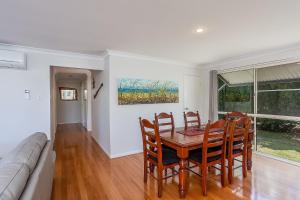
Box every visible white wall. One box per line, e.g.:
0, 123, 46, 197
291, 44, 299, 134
92, 56, 111, 156
90, 54, 203, 158
57, 80, 82, 124
0, 44, 103, 156
50, 67, 57, 140
107, 54, 201, 158
81, 80, 87, 128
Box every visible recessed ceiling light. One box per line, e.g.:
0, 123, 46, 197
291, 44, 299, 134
196, 27, 205, 33
196, 28, 204, 33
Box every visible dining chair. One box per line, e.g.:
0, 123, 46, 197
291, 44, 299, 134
188, 119, 228, 196
226, 112, 253, 170
154, 112, 177, 176
227, 117, 251, 184
183, 111, 201, 130
139, 117, 180, 197
154, 112, 175, 133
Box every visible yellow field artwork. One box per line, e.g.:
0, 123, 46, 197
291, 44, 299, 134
118, 78, 179, 105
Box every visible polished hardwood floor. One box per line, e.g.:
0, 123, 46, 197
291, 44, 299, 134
52, 124, 300, 200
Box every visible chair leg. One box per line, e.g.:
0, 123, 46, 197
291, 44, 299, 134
242, 154, 247, 178
228, 158, 233, 184
144, 160, 148, 183
221, 160, 226, 187
165, 169, 168, 177
157, 167, 163, 198
201, 166, 207, 196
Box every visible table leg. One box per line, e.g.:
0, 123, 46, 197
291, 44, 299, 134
178, 158, 188, 198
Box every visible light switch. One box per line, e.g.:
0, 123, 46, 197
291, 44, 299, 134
25, 90, 30, 100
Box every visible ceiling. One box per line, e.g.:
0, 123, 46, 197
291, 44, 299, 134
1, 0, 300, 65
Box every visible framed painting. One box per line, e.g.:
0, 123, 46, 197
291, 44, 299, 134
118, 78, 179, 105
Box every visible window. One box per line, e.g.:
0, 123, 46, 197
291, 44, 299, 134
59, 87, 78, 101
218, 69, 254, 114
257, 63, 300, 117
216, 62, 300, 163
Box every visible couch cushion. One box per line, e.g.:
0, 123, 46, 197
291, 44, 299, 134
19, 142, 55, 200
1, 133, 47, 174
2, 144, 43, 175
0, 163, 30, 200
18, 133, 47, 149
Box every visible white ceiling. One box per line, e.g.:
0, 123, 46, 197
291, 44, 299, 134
1, 0, 300, 65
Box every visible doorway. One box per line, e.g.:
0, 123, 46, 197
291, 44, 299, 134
50, 66, 93, 141
56, 73, 87, 126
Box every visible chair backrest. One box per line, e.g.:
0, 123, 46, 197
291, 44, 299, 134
226, 112, 247, 120
202, 119, 228, 165
227, 117, 251, 156
154, 112, 175, 133
139, 118, 163, 164
184, 111, 201, 130
235, 116, 250, 128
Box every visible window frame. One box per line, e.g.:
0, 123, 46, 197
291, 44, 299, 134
59, 87, 78, 101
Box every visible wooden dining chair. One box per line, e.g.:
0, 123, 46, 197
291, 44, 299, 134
226, 112, 253, 170
184, 111, 201, 130
227, 117, 251, 184
154, 112, 175, 133
188, 119, 228, 196
139, 117, 180, 197
154, 112, 177, 175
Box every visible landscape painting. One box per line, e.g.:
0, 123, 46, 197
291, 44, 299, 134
118, 78, 179, 105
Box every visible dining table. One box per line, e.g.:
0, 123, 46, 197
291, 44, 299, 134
159, 127, 254, 198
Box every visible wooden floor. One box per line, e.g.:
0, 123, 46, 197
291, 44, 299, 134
51, 124, 300, 200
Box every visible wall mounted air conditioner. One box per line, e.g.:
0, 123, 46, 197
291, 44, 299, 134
0, 49, 27, 70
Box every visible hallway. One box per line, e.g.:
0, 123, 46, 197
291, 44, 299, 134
51, 124, 300, 200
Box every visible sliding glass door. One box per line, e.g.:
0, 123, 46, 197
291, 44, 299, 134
256, 63, 300, 163
217, 62, 300, 163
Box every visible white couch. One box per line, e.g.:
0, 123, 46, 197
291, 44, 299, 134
0, 133, 55, 200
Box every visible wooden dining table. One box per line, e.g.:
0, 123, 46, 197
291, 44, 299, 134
159, 127, 254, 198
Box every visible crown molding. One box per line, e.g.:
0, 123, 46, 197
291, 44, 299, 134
105, 49, 198, 69
0, 43, 104, 61
0, 43, 199, 68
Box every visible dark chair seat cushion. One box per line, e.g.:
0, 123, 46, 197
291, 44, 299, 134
226, 141, 243, 156
233, 140, 243, 145
227, 140, 243, 146
189, 147, 222, 164
232, 149, 243, 155
148, 147, 180, 166
162, 144, 174, 151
